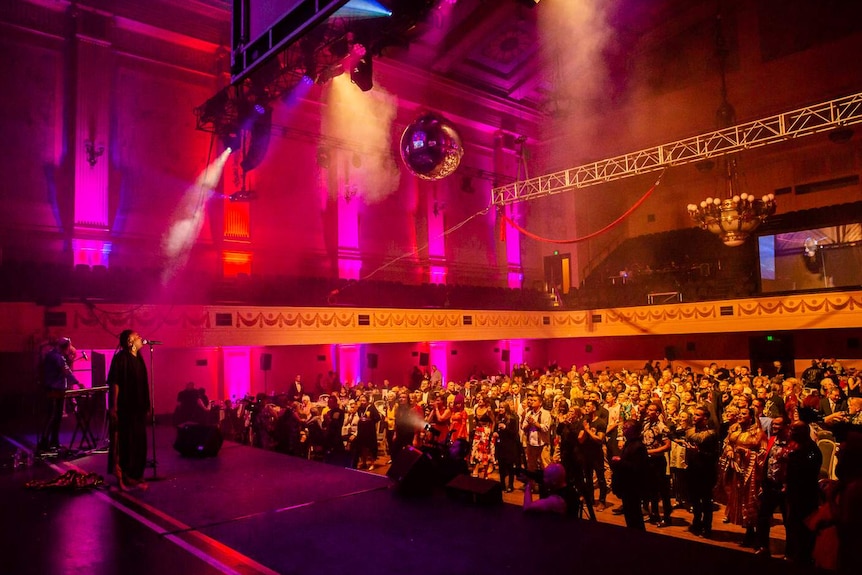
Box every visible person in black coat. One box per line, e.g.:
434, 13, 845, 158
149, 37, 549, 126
107, 330, 150, 490
611, 419, 650, 530
784, 422, 822, 565
494, 400, 521, 493
685, 405, 720, 537
354, 393, 381, 469
322, 395, 345, 454
555, 403, 596, 520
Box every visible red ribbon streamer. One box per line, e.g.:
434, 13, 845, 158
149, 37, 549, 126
501, 178, 660, 244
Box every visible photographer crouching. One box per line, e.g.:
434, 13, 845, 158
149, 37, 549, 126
522, 463, 569, 515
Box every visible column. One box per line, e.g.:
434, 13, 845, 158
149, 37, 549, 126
71, 14, 112, 266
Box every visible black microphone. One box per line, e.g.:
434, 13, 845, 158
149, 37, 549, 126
80, 351, 89, 361
142, 339, 163, 345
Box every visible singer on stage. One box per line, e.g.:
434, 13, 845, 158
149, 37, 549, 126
107, 330, 151, 490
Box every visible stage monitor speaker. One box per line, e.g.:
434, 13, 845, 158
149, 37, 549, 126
445, 474, 503, 505
260, 353, 272, 371
174, 424, 222, 457
91, 351, 106, 388
501, 349, 510, 362
323, 450, 355, 468
386, 445, 434, 495
419, 352, 429, 367
367, 353, 378, 369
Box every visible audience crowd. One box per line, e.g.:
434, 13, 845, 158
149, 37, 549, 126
196, 357, 861, 570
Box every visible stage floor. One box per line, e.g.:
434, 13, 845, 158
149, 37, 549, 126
0, 419, 802, 575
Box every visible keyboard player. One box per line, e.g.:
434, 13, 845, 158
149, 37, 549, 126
38, 337, 79, 454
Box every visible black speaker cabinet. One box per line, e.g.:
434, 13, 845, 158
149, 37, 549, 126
260, 353, 272, 371
367, 353, 378, 369
174, 424, 223, 457
445, 474, 503, 505
419, 352, 429, 367
386, 445, 434, 495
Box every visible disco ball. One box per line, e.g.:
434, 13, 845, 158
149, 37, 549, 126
399, 112, 464, 181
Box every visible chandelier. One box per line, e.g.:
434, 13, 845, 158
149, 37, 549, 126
688, 158, 776, 247
687, 11, 776, 247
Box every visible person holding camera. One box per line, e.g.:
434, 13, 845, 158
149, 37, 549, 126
521, 391, 551, 478
522, 463, 568, 515
578, 399, 608, 511
556, 403, 596, 520
426, 392, 451, 446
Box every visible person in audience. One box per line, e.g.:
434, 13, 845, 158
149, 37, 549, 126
720, 405, 765, 546
783, 421, 821, 564
392, 391, 419, 455
685, 405, 720, 537
578, 399, 608, 511
425, 392, 451, 446
471, 393, 496, 478
341, 398, 359, 461
668, 409, 691, 511
754, 415, 789, 555
521, 391, 551, 476
296, 394, 314, 423
522, 463, 568, 515
555, 402, 596, 521
820, 385, 848, 417
449, 393, 469, 444
611, 419, 650, 530
322, 395, 345, 455
382, 391, 397, 461
495, 400, 520, 493
642, 401, 673, 526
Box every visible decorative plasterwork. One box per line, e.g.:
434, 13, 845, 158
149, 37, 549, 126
1, 291, 860, 352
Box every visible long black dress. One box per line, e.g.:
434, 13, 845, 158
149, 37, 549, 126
354, 403, 381, 458
107, 350, 150, 483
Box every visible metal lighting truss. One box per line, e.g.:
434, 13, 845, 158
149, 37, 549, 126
491, 90, 862, 207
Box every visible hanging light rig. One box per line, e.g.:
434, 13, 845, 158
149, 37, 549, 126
686, 12, 776, 247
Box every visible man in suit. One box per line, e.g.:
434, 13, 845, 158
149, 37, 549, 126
820, 386, 848, 416
287, 374, 303, 403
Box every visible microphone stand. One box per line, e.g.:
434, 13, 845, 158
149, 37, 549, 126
146, 341, 164, 480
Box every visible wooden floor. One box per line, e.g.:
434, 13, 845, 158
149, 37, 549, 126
365, 451, 787, 557
1, 416, 801, 575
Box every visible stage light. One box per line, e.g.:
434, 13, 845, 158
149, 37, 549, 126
334, 0, 393, 18
350, 52, 373, 92
253, 103, 266, 115
228, 189, 258, 202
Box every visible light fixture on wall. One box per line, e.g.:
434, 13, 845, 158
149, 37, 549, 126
686, 12, 776, 247
433, 200, 446, 218
344, 184, 358, 203
84, 140, 104, 168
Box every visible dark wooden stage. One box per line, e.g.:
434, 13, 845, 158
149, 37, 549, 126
1, 419, 807, 575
